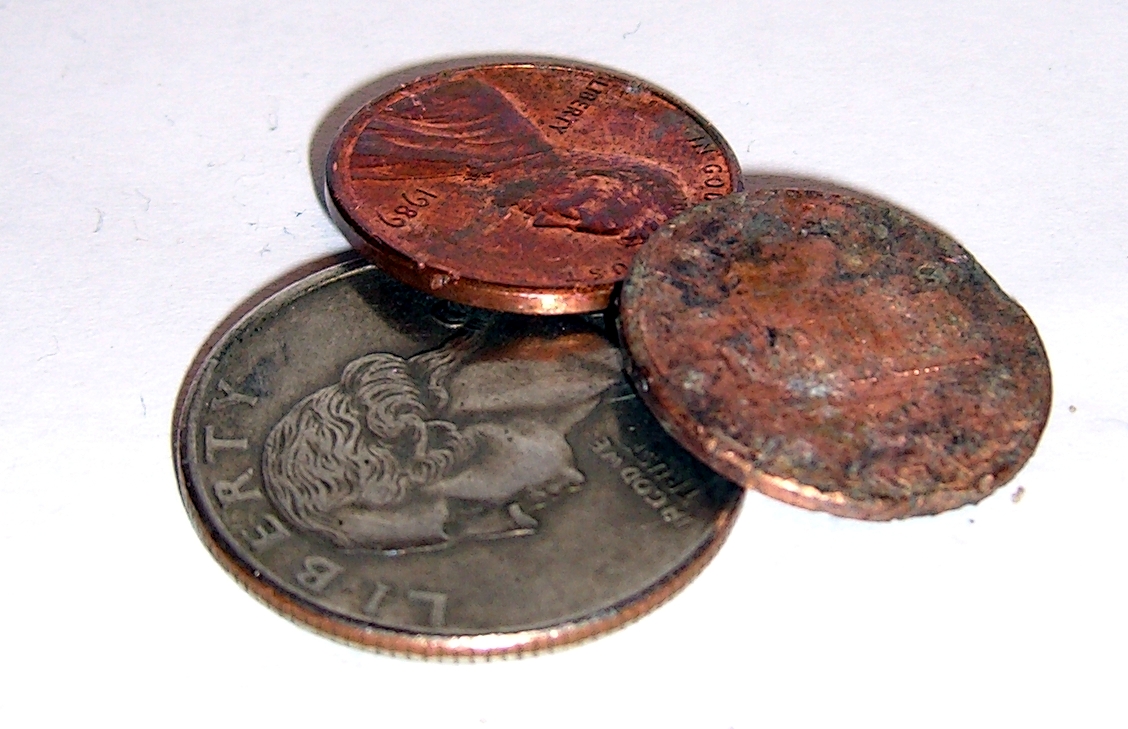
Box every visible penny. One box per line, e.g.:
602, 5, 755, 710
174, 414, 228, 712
174, 255, 742, 658
619, 189, 1052, 520
326, 62, 741, 314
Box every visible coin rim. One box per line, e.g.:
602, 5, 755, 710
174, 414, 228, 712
172, 255, 743, 658
325, 60, 743, 315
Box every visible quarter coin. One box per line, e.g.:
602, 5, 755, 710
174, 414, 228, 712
174, 256, 742, 658
326, 62, 741, 314
619, 189, 1052, 519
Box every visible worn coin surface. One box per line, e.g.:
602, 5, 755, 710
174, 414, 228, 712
174, 255, 742, 658
619, 189, 1052, 519
326, 62, 741, 314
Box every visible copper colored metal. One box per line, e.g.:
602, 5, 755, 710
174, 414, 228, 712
619, 189, 1052, 519
326, 62, 741, 314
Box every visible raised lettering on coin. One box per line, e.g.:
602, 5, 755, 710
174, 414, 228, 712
362, 582, 391, 617
174, 258, 742, 658
295, 556, 343, 594
210, 379, 259, 410
213, 468, 261, 507
408, 590, 447, 627
246, 513, 290, 552
204, 425, 248, 464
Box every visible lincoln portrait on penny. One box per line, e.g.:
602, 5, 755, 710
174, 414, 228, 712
348, 76, 690, 243
262, 320, 622, 552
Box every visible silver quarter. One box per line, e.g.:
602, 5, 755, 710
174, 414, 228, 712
173, 255, 742, 658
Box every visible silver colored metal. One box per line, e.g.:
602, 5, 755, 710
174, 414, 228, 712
173, 255, 742, 658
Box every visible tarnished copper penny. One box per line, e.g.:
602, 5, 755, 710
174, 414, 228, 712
174, 256, 742, 658
620, 189, 1052, 519
326, 62, 740, 314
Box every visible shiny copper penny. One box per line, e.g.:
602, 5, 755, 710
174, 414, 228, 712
326, 62, 741, 314
620, 189, 1052, 519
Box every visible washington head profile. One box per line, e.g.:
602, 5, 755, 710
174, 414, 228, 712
262, 323, 621, 552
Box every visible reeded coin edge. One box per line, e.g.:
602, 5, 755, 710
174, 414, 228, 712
177, 472, 741, 660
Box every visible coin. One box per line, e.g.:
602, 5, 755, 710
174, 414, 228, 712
619, 189, 1052, 519
174, 255, 742, 658
326, 62, 741, 315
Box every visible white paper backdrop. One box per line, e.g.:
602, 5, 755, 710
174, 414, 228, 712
2, 2, 1125, 726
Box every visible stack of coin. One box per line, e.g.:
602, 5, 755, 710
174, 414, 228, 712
174, 60, 1051, 658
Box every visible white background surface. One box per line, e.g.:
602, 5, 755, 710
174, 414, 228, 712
2, 2, 1125, 727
